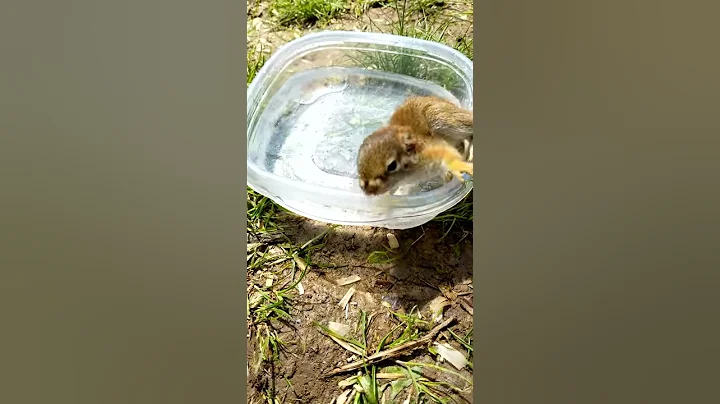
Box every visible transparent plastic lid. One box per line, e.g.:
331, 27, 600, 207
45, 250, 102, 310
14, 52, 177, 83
247, 31, 473, 229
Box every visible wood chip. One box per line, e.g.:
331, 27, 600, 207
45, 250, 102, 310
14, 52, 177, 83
337, 275, 361, 286
434, 342, 469, 370
338, 287, 356, 308
459, 297, 473, 315
387, 233, 400, 249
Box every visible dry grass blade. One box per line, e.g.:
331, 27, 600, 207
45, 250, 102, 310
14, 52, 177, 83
376, 372, 406, 380
299, 226, 333, 250
315, 321, 367, 357
336, 388, 353, 404
396, 360, 473, 386
338, 375, 359, 387
292, 253, 307, 271
330, 335, 366, 356
338, 287, 356, 308
324, 317, 455, 377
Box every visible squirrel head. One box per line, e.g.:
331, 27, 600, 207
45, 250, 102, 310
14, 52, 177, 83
356, 125, 419, 195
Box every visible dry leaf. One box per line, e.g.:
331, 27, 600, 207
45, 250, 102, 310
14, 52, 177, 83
439, 285, 457, 300
328, 321, 351, 337
428, 295, 451, 323
248, 292, 263, 309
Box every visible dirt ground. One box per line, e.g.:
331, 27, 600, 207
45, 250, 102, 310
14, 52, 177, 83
248, 220, 473, 402
247, 2, 474, 403
248, 1, 473, 56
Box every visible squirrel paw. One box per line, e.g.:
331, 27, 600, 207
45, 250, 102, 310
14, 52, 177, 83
445, 159, 473, 184
447, 170, 472, 184
451, 170, 466, 183
447, 160, 473, 177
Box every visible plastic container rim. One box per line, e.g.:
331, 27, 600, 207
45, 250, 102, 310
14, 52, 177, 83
246, 30, 474, 210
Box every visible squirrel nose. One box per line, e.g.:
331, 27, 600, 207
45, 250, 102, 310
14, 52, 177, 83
360, 179, 379, 195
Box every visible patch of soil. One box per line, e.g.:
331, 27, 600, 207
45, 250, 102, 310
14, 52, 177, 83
247, 1, 473, 56
248, 218, 473, 403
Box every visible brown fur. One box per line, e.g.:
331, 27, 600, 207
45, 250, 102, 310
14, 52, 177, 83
390, 96, 473, 149
357, 96, 473, 196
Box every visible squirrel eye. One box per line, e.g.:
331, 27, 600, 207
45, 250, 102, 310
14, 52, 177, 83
386, 160, 398, 172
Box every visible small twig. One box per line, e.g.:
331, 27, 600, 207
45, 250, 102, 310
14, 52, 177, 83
323, 317, 455, 377
458, 297, 473, 316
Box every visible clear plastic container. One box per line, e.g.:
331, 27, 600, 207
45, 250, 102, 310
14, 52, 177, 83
247, 31, 473, 229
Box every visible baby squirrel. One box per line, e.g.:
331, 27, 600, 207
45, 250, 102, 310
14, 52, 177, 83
357, 96, 473, 196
